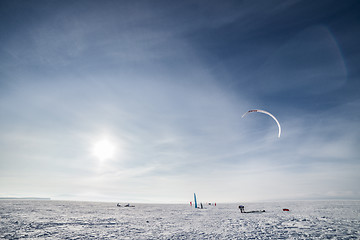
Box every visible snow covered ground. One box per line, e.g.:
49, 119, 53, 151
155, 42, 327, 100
1, 200, 359, 239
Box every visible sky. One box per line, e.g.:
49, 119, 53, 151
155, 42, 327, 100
1, 0, 359, 203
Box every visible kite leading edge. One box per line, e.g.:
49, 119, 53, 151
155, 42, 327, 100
242, 109, 281, 138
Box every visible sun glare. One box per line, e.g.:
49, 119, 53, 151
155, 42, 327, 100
93, 139, 115, 161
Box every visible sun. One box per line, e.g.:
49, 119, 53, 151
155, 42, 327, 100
93, 139, 115, 161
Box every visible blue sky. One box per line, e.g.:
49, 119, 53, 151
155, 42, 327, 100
1, 0, 359, 203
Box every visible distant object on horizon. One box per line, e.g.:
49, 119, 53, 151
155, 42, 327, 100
242, 109, 281, 138
239, 205, 265, 213
117, 203, 135, 207
194, 193, 198, 209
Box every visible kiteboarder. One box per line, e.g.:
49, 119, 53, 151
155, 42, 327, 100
239, 205, 245, 213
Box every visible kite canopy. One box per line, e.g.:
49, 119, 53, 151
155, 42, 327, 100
242, 109, 281, 138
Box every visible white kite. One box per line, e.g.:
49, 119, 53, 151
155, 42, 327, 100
242, 109, 281, 138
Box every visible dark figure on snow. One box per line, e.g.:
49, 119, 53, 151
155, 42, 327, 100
239, 205, 245, 213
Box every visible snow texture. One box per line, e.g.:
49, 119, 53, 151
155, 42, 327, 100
0, 200, 359, 239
